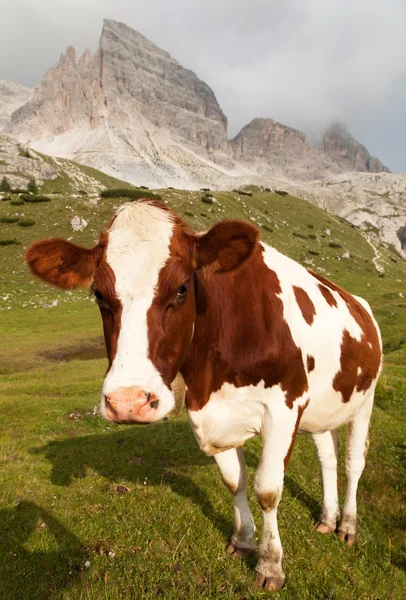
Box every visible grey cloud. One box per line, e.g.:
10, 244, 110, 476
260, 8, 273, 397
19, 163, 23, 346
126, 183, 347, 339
0, 0, 405, 171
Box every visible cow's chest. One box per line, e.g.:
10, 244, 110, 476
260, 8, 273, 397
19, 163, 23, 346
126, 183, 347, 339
187, 382, 267, 456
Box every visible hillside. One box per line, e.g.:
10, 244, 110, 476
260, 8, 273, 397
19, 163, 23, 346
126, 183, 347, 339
1, 180, 405, 379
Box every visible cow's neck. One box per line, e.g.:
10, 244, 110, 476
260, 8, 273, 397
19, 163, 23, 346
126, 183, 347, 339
180, 245, 275, 410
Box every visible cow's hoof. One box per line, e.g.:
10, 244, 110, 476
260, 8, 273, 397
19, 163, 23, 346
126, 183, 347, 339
337, 529, 356, 546
316, 521, 336, 534
226, 542, 255, 558
255, 571, 285, 591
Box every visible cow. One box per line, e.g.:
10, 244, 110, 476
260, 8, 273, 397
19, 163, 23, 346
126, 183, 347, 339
25, 200, 382, 591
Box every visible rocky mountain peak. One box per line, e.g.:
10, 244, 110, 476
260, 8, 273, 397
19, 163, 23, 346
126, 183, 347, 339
231, 118, 341, 180
0, 80, 33, 131
321, 121, 390, 174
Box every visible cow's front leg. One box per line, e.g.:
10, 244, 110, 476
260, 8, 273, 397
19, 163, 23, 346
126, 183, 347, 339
255, 404, 303, 592
214, 447, 256, 557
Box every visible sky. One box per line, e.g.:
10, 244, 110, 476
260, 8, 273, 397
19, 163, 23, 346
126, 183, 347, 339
1, 0, 405, 172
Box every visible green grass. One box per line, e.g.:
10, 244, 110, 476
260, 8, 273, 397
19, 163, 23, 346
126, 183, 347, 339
1, 187, 405, 598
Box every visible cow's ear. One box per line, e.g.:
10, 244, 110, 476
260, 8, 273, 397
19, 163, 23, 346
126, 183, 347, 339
194, 220, 259, 273
25, 238, 99, 289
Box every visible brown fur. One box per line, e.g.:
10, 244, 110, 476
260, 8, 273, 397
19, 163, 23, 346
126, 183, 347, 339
307, 355, 315, 373
309, 271, 381, 402
317, 283, 338, 308
181, 244, 308, 411
293, 286, 316, 325
257, 490, 279, 512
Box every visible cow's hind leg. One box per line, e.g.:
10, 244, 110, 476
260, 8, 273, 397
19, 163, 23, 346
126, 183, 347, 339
214, 447, 256, 557
312, 430, 340, 534
338, 393, 374, 546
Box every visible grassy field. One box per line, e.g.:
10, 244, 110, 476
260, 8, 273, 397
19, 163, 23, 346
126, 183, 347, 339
1, 185, 405, 599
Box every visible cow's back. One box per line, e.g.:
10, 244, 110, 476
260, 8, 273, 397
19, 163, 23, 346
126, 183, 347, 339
261, 243, 382, 433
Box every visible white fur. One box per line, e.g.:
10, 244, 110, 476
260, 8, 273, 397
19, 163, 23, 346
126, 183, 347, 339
100, 202, 176, 420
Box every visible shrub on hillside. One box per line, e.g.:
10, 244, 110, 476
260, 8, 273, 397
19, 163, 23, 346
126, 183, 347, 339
262, 224, 273, 233
0, 216, 19, 224
10, 199, 24, 206
17, 219, 36, 227
19, 147, 32, 159
100, 188, 162, 200
0, 238, 20, 245
27, 178, 39, 194
0, 177, 11, 193
21, 194, 51, 203
201, 194, 213, 205
328, 241, 342, 249
0, 216, 20, 223
1, 196, 12, 202
234, 189, 253, 197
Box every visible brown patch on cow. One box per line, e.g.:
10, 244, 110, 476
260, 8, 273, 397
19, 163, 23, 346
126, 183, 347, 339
284, 399, 310, 471
308, 271, 381, 402
307, 355, 315, 373
182, 244, 308, 411
257, 490, 279, 512
293, 286, 316, 325
333, 329, 380, 402
318, 283, 338, 307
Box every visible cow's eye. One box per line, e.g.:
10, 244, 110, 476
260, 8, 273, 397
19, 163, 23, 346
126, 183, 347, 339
176, 283, 189, 300
94, 290, 104, 304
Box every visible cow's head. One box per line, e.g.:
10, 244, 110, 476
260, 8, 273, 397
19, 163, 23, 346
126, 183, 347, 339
25, 201, 259, 424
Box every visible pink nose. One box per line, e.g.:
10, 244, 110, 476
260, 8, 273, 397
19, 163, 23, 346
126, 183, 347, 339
104, 386, 160, 424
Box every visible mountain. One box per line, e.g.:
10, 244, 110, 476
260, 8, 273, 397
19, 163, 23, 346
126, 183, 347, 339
7, 20, 233, 189
321, 122, 390, 173
0, 81, 32, 131
7, 19, 389, 189
4, 19, 404, 256
231, 118, 341, 180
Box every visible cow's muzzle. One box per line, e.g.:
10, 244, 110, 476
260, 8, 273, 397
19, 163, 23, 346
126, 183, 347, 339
104, 387, 161, 424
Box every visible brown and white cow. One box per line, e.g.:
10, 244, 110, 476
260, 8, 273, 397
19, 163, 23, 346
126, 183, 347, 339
26, 200, 382, 591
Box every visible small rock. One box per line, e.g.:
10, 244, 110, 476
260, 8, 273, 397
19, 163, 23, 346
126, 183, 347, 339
341, 251, 351, 259
71, 216, 88, 232
85, 561, 91, 569
68, 411, 83, 420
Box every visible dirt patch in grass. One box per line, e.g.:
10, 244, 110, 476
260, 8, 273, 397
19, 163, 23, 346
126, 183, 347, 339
43, 339, 106, 362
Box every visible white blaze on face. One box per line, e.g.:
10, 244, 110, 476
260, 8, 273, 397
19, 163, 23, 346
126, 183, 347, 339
100, 202, 176, 419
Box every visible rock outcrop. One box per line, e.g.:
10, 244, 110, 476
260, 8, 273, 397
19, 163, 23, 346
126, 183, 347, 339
321, 122, 390, 174
231, 118, 341, 180
0, 81, 33, 131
